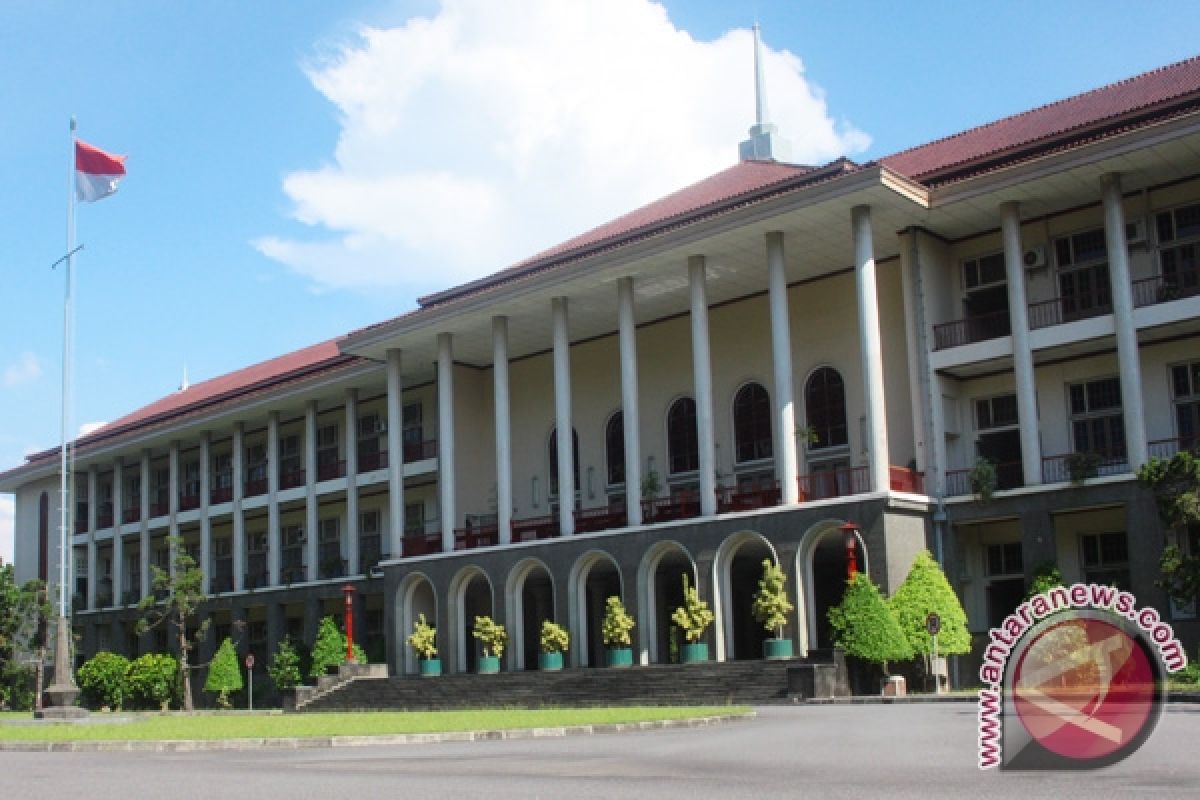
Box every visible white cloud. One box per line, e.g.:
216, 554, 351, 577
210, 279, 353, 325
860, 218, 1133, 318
78, 421, 107, 438
0, 495, 13, 565
258, 0, 869, 293
3, 352, 42, 387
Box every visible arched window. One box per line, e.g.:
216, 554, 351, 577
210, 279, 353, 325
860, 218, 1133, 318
548, 427, 580, 497
805, 367, 848, 449
733, 383, 773, 463
667, 397, 699, 474
38, 492, 49, 581
606, 412, 625, 486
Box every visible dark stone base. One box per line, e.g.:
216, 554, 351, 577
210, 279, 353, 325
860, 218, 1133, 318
36, 684, 88, 720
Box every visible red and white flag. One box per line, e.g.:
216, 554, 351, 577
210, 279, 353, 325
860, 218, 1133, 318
75, 139, 126, 203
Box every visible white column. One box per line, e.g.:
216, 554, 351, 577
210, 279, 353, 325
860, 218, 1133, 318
344, 390, 360, 574
386, 349, 406, 557
688, 257, 718, 516
86, 466, 97, 610
139, 451, 151, 599
266, 412, 281, 585
168, 441, 180, 579
852, 205, 891, 492
437, 333, 457, 552
112, 460, 123, 605
304, 401, 319, 581
1000, 202, 1043, 486
232, 423, 245, 592
617, 278, 643, 526
552, 298, 576, 535
766, 232, 799, 504
1101, 173, 1149, 469
492, 320, 513, 544
199, 433, 212, 594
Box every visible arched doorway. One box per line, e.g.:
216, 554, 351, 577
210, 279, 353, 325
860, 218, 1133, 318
797, 521, 869, 654
636, 541, 696, 664
506, 558, 555, 671
568, 550, 622, 667
396, 572, 436, 675
448, 567, 494, 673
714, 531, 778, 661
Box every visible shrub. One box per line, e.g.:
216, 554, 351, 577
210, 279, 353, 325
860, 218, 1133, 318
472, 615, 507, 659
267, 637, 303, 690
204, 637, 243, 709
828, 573, 913, 674
889, 551, 971, 659
407, 613, 438, 660
77, 651, 130, 710
671, 574, 714, 643
969, 458, 997, 503
309, 616, 367, 678
751, 559, 794, 639
126, 653, 178, 710
601, 596, 635, 648
1025, 562, 1064, 600
540, 620, 569, 654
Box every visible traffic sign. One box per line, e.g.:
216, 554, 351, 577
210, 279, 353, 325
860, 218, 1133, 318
245, 653, 255, 670
926, 612, 941, 636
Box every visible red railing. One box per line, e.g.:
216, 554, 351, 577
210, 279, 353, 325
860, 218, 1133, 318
641, 493, 703, 523
96, 512, 114, 529
798, 466, 869, 500
278, 468, 305, 490
358, 450, 387, 473
317, 460, 346, 481
1027, 291, 1112, 330
178, 494, 201, 512
512, 515, 560, 542
888, 466, 924, 494
209, 486, 233, 504
932, 310, 1011, 350
454, 525, 499, 550
574, 507, 628, 532
403, 439, 438, 463
244, 478, 267, 498
402, 532, 443, 556
149, 501, 170, 518
1041, 449, 1128, 484
122, 508, 140, 524
1133, 269, 1200, 308
716, 481, 781, 513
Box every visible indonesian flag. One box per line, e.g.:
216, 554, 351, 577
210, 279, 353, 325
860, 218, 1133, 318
75, 139, 127, 203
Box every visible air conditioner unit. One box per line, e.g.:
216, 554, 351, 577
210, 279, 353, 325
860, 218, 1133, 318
1125, 218, 1146, 245
1022, 244, 1047, 269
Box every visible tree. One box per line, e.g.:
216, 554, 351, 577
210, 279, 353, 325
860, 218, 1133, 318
309, 616, 366, 678
888, 550, 971, 662
267, 637, 303, 690
601, 596, 635, 648
1138, 451, 1200, 607
136, 536, 209, 712
0, 560, 49, 711
204, 637, 243, 709
751, 559, 794, 639
828, 573, 913, 674
671, 574, 714, 643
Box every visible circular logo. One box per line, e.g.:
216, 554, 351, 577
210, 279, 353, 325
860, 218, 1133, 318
1012, 614, 1162, 766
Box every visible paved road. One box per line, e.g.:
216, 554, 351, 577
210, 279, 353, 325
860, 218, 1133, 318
3, 705, 1199, 799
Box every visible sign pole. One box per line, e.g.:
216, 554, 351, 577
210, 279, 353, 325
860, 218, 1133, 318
245, 652, 255, 711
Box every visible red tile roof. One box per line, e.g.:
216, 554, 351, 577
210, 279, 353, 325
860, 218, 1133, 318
881, 54, 1200, 183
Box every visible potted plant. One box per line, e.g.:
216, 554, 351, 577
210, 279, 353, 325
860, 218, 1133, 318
798, 425, 820, 447
408, 613, 441, 677
1066, 451, 1101, 485
751, 559, 795, 659
671, 574, 714, 663
601, 595, 636, 667
472, 615, 507, 674
969, 457, 997, 503
538, 620, 569, 671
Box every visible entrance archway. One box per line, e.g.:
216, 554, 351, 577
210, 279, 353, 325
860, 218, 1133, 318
636, 540, 696, 664
797, 521, 869, 654
568, 550, 622, 667
396, 572, 436, 675
448, 567, 494, 673
713, 531, 777, 661
505, 558, 555, 671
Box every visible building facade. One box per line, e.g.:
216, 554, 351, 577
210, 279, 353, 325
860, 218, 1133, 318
4, 56, 1200, 684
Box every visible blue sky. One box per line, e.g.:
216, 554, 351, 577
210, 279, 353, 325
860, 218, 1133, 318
2, 0, 1198, 561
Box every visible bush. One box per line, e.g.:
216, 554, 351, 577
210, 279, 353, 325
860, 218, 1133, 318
204, 638, 243, 709
601, 596, 635, 648
77, 651, 130, 710
889, 551, 970, 658
267, 637, 303, 690
670, 574, 713, 643
828, 573, 913, 674
539, 620, 569, 654
751, 560, 794, 638
309, 616, 367, 679
126, 653, 178, 710
407, 614, 438, 660
472, 616, 507, 659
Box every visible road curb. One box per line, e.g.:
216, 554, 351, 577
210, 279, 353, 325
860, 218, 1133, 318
0, 711, 755, 753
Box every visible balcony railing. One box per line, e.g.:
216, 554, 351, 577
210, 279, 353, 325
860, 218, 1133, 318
945, 460, 1023, 497
210, 486, 233, 504
716, 481, 781, 513
798, 466, 870, 501
574, 506, 628, 532
317, 460, 346, 481
1028, 291, 1112, 330
1041, 449, 1128, 484
888, 466, 925, 494
1133, 268, 1200, 308
279, 468, 305, 490
210, 575, 233, 594
512, 515, 561, 542
178, 494, 200, 512
403, 439, 438, 463
402, 531, 443, 556
74, 517, 88, 534
358, 450, 387, 473
122, 507, 141, 524
244, 478, 267, 498
1149, 436, 1200, 460
454, 525, 499, 550
149, 501, 169, 518
932, 310, 1011, 351
97, 511, 114, 529
641, 493, 703, 523
244, 571, 269, 589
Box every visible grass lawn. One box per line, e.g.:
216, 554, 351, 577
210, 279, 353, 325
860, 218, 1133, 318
0, 706, 747, 742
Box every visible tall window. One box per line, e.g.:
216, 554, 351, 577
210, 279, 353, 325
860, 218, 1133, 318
1156, 203, 1200, 297
1069, 377, 1125, 458
548, 427, 580, 497
667, 397, 699, 474
1171, 361, 1200, 450
1081, 532, 1130, 589
733, 383, 773, 463
605, 411, 625, 486
805, 367, 848, 449
1055, 229, 1111, 320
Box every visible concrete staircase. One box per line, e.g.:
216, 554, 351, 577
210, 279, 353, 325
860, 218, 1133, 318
296, 652, 849, 712
288, 662, 389, 711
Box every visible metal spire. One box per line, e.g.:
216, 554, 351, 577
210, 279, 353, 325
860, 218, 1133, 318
738, 24, 791, 163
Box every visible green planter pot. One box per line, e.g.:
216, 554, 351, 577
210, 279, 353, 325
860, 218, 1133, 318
538, 651, 564, 671
477, 655, 501, 674
418, 658, 442, 677
605, 647, 634, 668
681, 642, 709, 664
763, 638, 793, 660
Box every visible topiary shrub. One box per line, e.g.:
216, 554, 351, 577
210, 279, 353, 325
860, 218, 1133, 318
204, 637, 243, 709
539, 620, 569, 654
751, 559, 794, 639
472, 615, 507, 659
828, 573, 913, 675
77, 651, 130, 710
267, 637, 303, 690
126, 653, 178, 710
601, 596, 635, 648
671, 574, 714, 643
309, 616, 367, 679
407, 614, 438, 661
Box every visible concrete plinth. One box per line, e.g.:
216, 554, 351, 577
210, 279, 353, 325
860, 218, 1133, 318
35, 614, 88, 720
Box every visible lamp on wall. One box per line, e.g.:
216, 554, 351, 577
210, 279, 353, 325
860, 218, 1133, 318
839, 521, 860, 580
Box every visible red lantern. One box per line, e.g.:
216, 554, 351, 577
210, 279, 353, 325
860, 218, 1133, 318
839, 522, 859, 580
